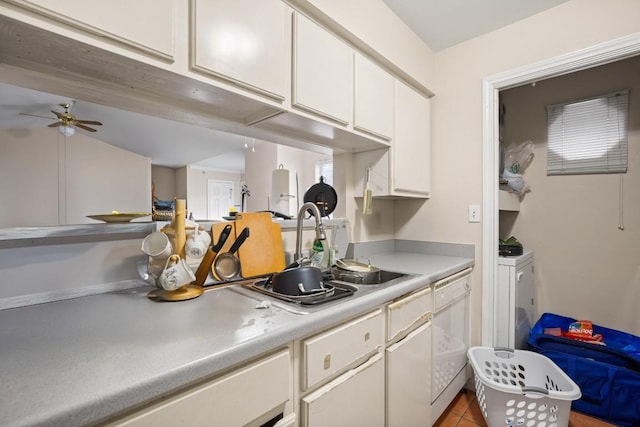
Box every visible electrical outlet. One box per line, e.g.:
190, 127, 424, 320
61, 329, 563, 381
468, 205, 480, 223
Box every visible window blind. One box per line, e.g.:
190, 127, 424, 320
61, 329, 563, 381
546, 90, 628, 175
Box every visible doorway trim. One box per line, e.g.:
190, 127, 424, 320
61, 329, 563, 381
481, 32, 640, 346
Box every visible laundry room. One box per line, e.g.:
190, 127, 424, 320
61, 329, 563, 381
498, 54, 640, 337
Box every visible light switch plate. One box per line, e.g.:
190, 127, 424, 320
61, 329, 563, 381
468, 205, 480, 222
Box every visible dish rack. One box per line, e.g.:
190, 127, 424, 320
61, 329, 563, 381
467, 346, 581, 427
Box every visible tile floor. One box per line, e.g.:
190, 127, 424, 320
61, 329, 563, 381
433, 390, 618, 427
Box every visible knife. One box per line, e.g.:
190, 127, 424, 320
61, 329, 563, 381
192, 224, 232, 286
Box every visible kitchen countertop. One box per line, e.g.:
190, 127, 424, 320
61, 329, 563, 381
0, 251, 473, 427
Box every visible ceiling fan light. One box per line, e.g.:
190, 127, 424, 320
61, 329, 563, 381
58, 125, 75, 137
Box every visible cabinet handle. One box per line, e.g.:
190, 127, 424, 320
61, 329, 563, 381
516, 271, 524, 281
323, 354, 331, 370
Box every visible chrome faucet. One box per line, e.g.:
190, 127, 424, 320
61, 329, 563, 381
295, 202, 326, 265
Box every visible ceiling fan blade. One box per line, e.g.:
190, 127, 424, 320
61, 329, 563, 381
19, 113, 55, 119
51, 110, 63, 119
74, 123, 97, 132
76, 120, 102, 126
48, 121, 62, 128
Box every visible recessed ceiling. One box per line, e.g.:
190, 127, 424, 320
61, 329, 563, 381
382, 0, 569, 51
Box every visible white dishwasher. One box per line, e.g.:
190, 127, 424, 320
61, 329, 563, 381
430, 267, 472, 424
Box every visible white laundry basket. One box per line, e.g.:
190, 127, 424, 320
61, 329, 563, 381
467, 346, 581, 427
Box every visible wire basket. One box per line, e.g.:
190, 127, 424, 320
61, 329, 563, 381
467, 346, 581, 427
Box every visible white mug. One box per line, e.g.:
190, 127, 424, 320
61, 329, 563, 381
186, 228, 209, 259
159, 255, 196, 291
192, 227, 211, 246
141, 232, 172, 260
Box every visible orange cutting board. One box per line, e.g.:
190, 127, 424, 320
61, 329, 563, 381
210, 222, 235, 280
234, 212, 286, 278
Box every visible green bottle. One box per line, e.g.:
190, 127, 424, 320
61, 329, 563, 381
310, 239, 328, 270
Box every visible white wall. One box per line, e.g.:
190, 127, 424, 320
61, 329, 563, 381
244, 141, 329, 215
186, 166, 242, 220
65, 133, 151, 224
0, 128, 59, 226
395, 0, 640, 343
0, 128, 150, 227
500, 56, 640, 335
244, 141, 278, 212
277, 144, 331, 215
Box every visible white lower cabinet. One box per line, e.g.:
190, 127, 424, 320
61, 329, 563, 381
387, 322, 432, 427
386, 286, 433, 427
106, 349, 291, 427
301, 309, 383, 390
298, 309, 384, 427
301, 352, 384, 427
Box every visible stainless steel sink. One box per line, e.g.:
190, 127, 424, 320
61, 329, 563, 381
227, 269, 415, 315
330, 268, 409, 285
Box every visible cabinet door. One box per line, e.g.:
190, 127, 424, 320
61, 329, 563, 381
109, 350, 291, 427
302, 309, 383, 390
5, 0, 175, 61
514, 260, 535, 349
354, 53, 394, 140
301, 353, 384, 427
495, 264, 513, 348
393, 80, 430, 196
387, 286, 432, 342
387, 322, 432, 427
191, 0, 288, 101
292, 12, 352, 125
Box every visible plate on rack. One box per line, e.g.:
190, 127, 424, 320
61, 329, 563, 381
87, 212, 151, 223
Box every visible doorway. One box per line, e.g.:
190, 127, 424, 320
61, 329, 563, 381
481, 33, 640, 346
207, 179, 234, 220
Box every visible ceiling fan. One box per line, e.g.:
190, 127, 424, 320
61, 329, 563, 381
20, 100, 103, 135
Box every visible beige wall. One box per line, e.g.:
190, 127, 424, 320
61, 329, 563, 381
395, 0, 640, 344
151, 166, 177, 202
500, 56, 640, 335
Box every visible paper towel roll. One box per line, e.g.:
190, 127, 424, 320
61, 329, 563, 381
271, 168, 293, 215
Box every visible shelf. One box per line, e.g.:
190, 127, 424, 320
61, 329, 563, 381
499, 190, 520, 211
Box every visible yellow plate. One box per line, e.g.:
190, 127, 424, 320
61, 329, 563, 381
147, 285, 204, 301
87, 212, 151, 223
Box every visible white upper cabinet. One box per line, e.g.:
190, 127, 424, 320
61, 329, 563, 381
190, 0, 288, 101
3, 0, 175, 61
393, 80, 430, 196
292, 12, 353, 125
354, 80, 430, 198
354, 53, 394, 141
